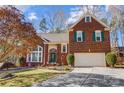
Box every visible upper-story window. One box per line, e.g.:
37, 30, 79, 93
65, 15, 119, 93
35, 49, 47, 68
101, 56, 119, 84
74, 31, 85, 42
85, 16, 91, 22
77, 31, 83, 42
95, 31, 102, 42
93, 30, 104, 42
61, 44, 67, 53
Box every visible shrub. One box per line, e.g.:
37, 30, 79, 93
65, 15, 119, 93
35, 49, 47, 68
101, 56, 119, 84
106, 52, 117, 67
66, 54, 74, 66
0, 62, 16, 70
16, 56, 25, 67
19, 56, 25, 66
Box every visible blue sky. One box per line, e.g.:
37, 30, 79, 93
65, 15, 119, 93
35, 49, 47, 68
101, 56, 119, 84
17, 5, 79, 31
17, 5, 106, 31
15, 5, 106, 29
15, 5, 122, 46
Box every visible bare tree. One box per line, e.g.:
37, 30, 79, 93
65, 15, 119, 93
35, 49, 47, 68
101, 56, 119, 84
40, 10, 68, 33
120, 22, 124, 46
109, 5, 124, 47
80, 5, 105, 16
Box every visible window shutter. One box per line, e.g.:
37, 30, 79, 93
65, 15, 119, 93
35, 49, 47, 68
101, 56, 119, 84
74, 32, 77, 42
82, 32, 85, 41
92, 32, 96, 41
101, 32, 104, 41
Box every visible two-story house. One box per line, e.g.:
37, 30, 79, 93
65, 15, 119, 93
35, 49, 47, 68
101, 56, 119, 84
26, 13, 111, 67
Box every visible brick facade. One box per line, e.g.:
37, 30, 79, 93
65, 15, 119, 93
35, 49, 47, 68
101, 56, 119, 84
44, 44, 48, 66
69, 17, 111, 54
59, 44, 68, 65
44, 44, 68, 66
26, 14, 111, 67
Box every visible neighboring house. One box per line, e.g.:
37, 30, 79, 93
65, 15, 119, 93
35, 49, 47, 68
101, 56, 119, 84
26, 13, 111, 67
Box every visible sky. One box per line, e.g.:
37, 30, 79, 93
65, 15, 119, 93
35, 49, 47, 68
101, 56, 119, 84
15, 5, 123, 46
16, 5, 80, 31
15, 5, 107, 31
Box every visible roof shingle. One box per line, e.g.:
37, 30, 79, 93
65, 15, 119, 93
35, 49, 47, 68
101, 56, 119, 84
38, 33, 69, 43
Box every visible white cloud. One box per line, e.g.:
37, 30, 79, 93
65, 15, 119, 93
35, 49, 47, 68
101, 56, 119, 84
28, 12, 38, 21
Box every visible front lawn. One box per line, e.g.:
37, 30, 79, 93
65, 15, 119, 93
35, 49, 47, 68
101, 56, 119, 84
0, 68, 69, 87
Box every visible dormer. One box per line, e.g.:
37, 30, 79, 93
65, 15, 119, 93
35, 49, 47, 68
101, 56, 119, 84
85, 16, 91, 22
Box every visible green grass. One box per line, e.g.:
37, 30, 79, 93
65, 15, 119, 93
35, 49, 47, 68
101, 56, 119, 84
0, 68, 67, 87
15, 68, 65, 75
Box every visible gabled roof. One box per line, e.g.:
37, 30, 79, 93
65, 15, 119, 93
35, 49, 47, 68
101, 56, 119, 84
38, 32, 69, 44
69, 12, 110, 30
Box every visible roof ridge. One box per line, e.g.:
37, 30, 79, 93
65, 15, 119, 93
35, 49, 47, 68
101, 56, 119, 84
69, 13, 110, 30
37, 32, 67, 34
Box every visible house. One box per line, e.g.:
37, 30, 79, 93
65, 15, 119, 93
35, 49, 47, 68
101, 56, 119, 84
26, 13, 111, 67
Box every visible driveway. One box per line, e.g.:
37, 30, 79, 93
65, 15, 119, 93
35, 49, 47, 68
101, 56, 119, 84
34, 67, 124, 87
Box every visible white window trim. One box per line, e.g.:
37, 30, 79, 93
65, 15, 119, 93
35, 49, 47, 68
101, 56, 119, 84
76, 31, 83, 42
61, 43, 67, 53
27, 46, 43, 63
85, 16, 91, 22
95, 30, 102, 42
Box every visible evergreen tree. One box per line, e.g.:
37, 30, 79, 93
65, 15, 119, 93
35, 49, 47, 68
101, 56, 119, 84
39, 18, 48, 33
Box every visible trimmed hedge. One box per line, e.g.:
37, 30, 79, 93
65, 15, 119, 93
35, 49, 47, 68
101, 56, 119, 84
66, 54, 74, 66
105, 52, 117, 67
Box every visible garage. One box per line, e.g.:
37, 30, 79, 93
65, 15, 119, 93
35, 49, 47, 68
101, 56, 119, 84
74, 53, 106, 67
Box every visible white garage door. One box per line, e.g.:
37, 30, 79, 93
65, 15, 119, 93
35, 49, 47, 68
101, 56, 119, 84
74, 53, 106, 67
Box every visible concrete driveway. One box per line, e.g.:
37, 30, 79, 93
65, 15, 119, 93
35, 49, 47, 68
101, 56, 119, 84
34, 67, 124, 87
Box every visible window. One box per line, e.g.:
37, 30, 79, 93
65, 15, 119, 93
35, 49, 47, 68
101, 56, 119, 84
28, 54, 31, 62
32, 53, 38, 61
27, 46, 43, 62
77, 31, 83, 42
74, 31, 85, 42
39, 53, 41, 62
33, 47, 38, 51
39, 47, 42, 51
95, 31, 102, 42
85, 16, 91, 22
61, 44, 67, 53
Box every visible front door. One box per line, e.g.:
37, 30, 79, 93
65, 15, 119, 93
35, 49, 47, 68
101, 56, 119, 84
49, 53, 56, 64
